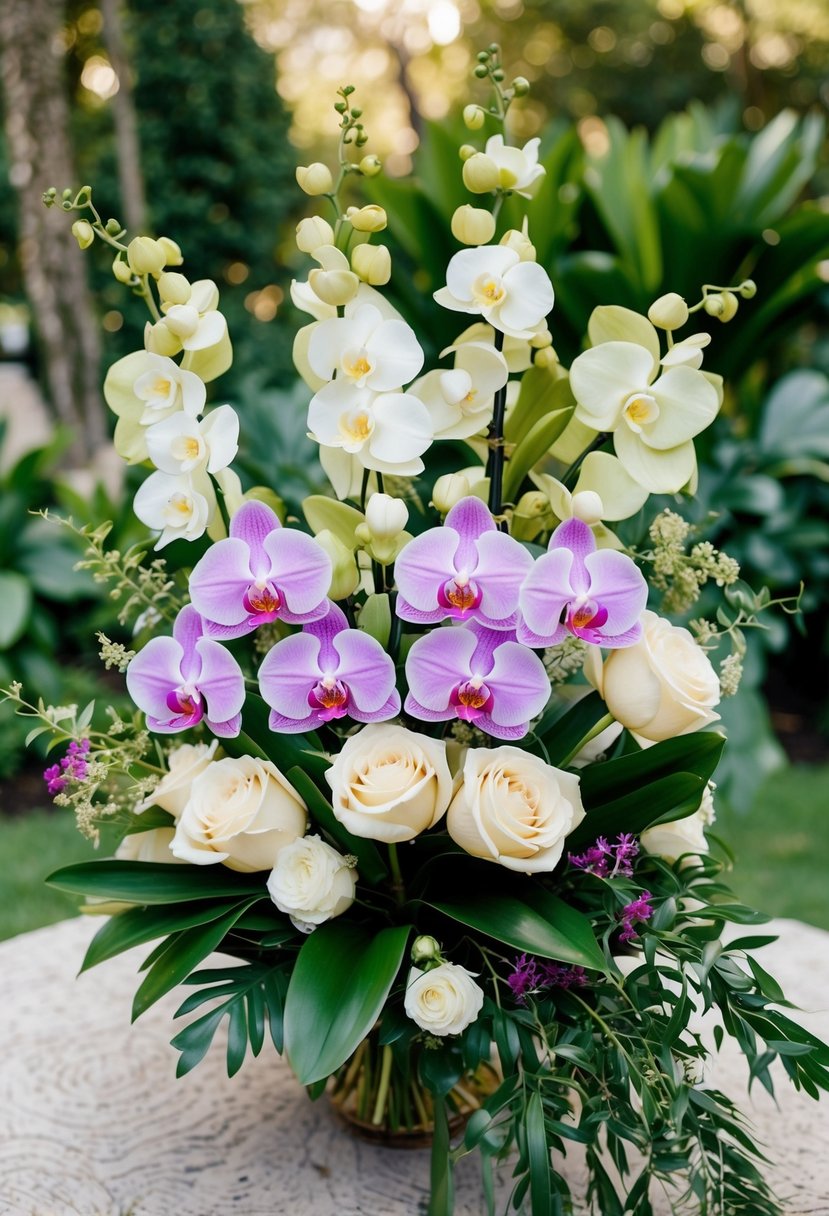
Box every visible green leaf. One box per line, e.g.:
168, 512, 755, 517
285, 765, 388, 885
428, 885, 607, 972
567, 772, 709, 848
222, 693, 328, 775
284, 921, 411, 1084
81, 898, 250, 972
123, 807, 175, 833
0, 571, 32, 649
502, 405, 574, 505
578, 731, 724, 807
47, 859, 265, 904
533, 691, 611, 765
526, 1091, 552, 1216
132, 899, 259, 1020
303, 495, 364, 549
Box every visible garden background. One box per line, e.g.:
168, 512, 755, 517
0, 0, 827, 940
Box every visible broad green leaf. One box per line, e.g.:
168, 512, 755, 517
428, 888, 606, 973
284, 921, 411, 1084
303, 495, 364, 549
567, 772, 708, 849
0, 571, 32, 649
578, 731, 724, 808
81, 898, 251, 972
222, 693, 328, 775
503, 368, 574, 448
132, 898, 260, 1019
285, 766, 388, 885
502, 406, 574, 505
526, 1091, 552, 1216
533, 691, 611, 766
47, 859, 265, 903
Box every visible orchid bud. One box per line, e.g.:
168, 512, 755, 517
463, 105, 486, 130
529, 326, 553, 349
347, 204, 387, 233
295, 216, 335, 254
511, 76, 530, 96
704, 291, 739, 322
459, 144, 477, 161
157, 272, 191, 305
308, 267, 360, 307
112, 256, 132, 284
163, 303, 200, 340
157, 236, 184, 267
648, 292, 689, 330
315, 530, 360, 600
462, 153, 500, 193
359, 154, 383, 177
739, 279, 757, 299
296, 163, 334, 196
144, 318, 182, 356
500, 227, 536, 261
432, 473, 471, 514
533, 346, 559, 369
451, 204, 495, 247
127, 236, 166, 276
351, 243, 391, 285
71, 220, 95, 250
365, 493, 408, 541
511, 491, 552, 541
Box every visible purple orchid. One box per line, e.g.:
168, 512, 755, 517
258, 602, 400, 733
126, 604, 245, 737
404, 622, 550, 741
517, 517, 647, 649
187, 500, 331, 640
394, 496, 533, 630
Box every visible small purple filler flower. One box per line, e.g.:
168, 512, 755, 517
507, 953, 587, 1004
517, 517, 647, 649
394, 496, 533, 629
258, 602, 400, 733
188, 500, 331, 640
126, 604, 245, 737
570, 832, 639, 878
619, 890, 654, 944
404, 622, 550, 740
44, 738, 91, 797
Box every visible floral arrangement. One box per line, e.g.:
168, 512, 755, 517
6, 46, 828, 1216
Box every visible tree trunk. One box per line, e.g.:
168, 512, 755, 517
0, 0, 106, 461
100, 0, 147, 234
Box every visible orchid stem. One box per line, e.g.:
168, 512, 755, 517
486, 328, 507, 521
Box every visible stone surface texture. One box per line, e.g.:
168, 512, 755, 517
1, 915, 828, 1215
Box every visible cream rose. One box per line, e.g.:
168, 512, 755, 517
138, 740, 219, 818
404, 963, 484, 1036
325, 724, 452, 843
116, 826, 184, 864
171, 755, 307, 871
447, 746, 585, 874
588, 610, 721, 742
267, 835, 357, 933
640, 785, 715, 863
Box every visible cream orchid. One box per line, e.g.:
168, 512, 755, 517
307, 303, 423, 393
412, 340, 509, 440
133, 469, 215, 549
569, 306, 720, 494
533, 450, 649, 526
434, 246, 553, 340
484, 134, 546, 198
145, 405, 240, 476
103, 351, 206, 464
308, 383, 432, 477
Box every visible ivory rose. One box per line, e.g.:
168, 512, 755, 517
171, 755, 307, 871
267, 835, 357, 933
640, 786, 715, 863
587, 610, 721, 742
325, 724, 452, 843
404, 962, 484, 1036
138, 740, 219, 818
447, 747, 585, 873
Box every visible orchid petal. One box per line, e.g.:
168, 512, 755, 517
126, 637, 185, 720
194, 638, 245, 723
259, 632, 326, 720
583, 549, 648, 632
588, 306, 661, 367
202, 405, 240, 473
351, 689, 401, 722
446, 247, 517, 302
575, 452, 649, 522
497, 262, 554, 334
518, 548, 575, 639
304, 601, 348, 667
367, 393, 432, 463
403, 694, 454, 722
613, 428, 697, 494
173, 605, 207, 680
182, 310, 227, 352
472, 530, 533, 622
483, 641, 550, 727
570, 341, 656, 432
393, 528, 460, 614
230, 501, 281, 573
405, 627, 477, 711
205, 711, 242, 739
645, 366, 720, 449
263, 528, 332, 616
333, 629, 397, 713
188, 537, 255, 627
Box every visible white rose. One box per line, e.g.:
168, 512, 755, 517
171, 755, 307, 871
588, 610, 721, 742
138, 740, 219, 818
404, 962, 484, 1036
447, 746, 585, 874
325, 724, 453, 843
116, 826, 185, 864
640, 786, 715, 864
267, 835, 357, 933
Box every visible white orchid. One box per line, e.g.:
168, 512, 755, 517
484, 134, 546, 198
103, 351, 206, 464
434, 246, 553, 340
145, 405, 240, 476
412, 340, 509, 439
308, 382, 433, 476
144, 279, 232, 383
133, 469, 215, 549
532, 451, 649, 538
569, 305, 720, 494
307, 303, 423, 393
452, 321, 533, 373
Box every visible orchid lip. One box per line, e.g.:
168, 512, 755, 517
243, 582, 282, 618
568, 600, 609, 633
165, 687, 204, 720
308, 678, 350, 721
437, 577, 482, 617
450, 679, 494, 721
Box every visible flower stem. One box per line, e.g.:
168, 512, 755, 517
387, 842, 406, 907
486, 328, 508, 519
557, 712, 616, 768
371, 1044, 394, 1125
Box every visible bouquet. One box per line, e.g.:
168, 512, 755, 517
6, 47, 828, 1216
